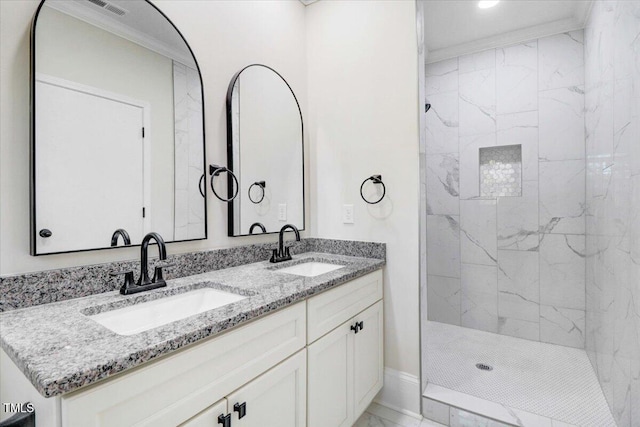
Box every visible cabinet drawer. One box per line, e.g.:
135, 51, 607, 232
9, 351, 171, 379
61, 302, 306, 427
307, 269, 382, 343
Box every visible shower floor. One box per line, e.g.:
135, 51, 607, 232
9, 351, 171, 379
424, 321, 616, 427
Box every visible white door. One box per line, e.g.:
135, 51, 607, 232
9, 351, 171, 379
307, 322, 354, 427
179, 398, 227, 427
353, 301, 384, 419
227, 350, 306, 427
36, 77, 146, 253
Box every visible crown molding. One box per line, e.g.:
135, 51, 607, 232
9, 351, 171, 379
426, 16, 584, 64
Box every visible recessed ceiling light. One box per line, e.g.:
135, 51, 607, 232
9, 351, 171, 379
478, 0, 500, 9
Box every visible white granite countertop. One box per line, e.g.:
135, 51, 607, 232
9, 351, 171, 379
0, 252, 384, 398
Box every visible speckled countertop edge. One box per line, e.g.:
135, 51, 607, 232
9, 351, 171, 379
0, 252, 384, 398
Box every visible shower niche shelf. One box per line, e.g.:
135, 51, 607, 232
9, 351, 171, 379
479, 144, 522, 197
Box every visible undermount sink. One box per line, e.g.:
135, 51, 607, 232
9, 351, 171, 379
276, 261, 344, 277
87, 288, 247, 336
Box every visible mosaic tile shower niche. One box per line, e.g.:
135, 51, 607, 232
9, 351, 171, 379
479, 145, 522, 197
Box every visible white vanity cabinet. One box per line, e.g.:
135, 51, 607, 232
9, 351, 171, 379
307, 271, 384, 427
61, 302, 307, 427
0, 268, 384, 427
181, 350, 306, 427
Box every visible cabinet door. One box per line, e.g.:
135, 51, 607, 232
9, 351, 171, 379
179, 398, 227, 427
353, 300, 384, 419
307, 321, 354, 427
228, 350, 306, 427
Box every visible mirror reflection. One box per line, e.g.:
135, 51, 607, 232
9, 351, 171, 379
226, 65, 304, 236
32, 0, 206, 255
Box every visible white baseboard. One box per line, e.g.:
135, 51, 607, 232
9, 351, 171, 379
374, 367, 422, 418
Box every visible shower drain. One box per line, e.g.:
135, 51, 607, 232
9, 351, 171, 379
476, 363, 493, 371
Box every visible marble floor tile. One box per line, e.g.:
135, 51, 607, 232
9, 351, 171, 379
424, 321, 615, 426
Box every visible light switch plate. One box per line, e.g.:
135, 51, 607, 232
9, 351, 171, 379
342, 204, 354, 224
278, 204, 287, 221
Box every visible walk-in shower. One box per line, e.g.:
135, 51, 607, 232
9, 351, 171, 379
418, 1, 639, 426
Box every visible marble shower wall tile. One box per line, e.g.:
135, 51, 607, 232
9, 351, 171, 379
460, 200, 497, 265
459, 133, 496, 199
426, 57, 458, 95
496, 111, 539, 181
498, 250, 540, 324
539, 160, 586, 235
461, 263, 498, 333
540, 234, 586, 311
539, 86, 586, 161
538, 30, 585, 91
540, 304, 585, 348
459, 49, 495, 73
497, 181, 539, 251
496, 41, 538, 114
426, 153, 459, 215
427, 215, 461, 278
498, 317, 540, 342
422, 30, 593, 347
426, 91, 459, 155
459, 66, 496, 137
427, 275, 461, 326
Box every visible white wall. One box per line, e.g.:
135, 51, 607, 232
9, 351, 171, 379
306, 0, 421, 387
0, 0, 308, 275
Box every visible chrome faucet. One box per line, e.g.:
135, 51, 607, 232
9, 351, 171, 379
270, 224, 300, 263
110, 228, 131, 246
111, 232, 170, 295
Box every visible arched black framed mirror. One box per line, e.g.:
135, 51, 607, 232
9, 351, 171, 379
30, 0, 207, 255
226, 64, 305, 236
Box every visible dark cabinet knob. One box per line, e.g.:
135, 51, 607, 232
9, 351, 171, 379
351, 324, 359, 334
218, 413, 231, 427
358, 321, 364, 331
39, 229, 52, 238
234, 402, 247, 419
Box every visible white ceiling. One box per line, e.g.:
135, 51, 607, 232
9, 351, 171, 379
422, 0, 592, 63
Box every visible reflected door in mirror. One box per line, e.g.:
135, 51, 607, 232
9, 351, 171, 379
32, 0, 207, 254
